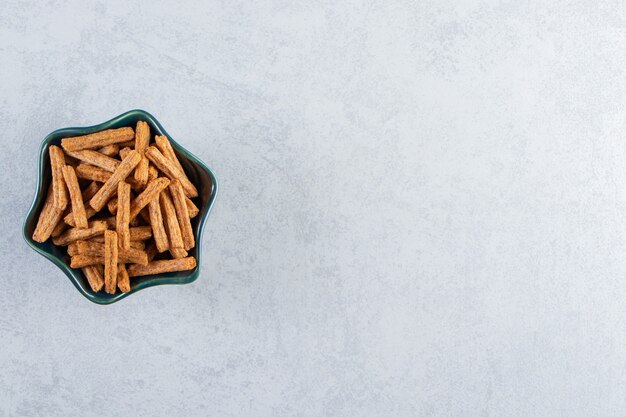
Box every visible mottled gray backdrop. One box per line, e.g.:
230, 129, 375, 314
2, 1, 626, 416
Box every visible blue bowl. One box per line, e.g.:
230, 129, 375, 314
22, 109, 218, 304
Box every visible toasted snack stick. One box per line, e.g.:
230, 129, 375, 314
49, 145, 68, 210
148, 197, 169, 252
76, 164, 111, 183
70, 254, 104, 268
160, 190, 187, 258
169, 179, 194, 250
51, 220, 107, 246
117, 263, 131, 293
147, 164, 159, 183
75, 240, 148, 265
90, 150, 141, 211
119, 147, 132, 159
118, 140, 136, 149
128, 257, 196, 277
88, 237, 144, 249
104, 230, 118, 294
97, 144, 119, 157
133, 121, 150, 187
186, 196, 199, 218
107, 198, 118, 215
32, 186, 64, 243
129, 177, 170, 220
61, 166, 88, 228
64, 182, 101, 226
130, 226, 152, 241
82, 265, 104, 292
67, 242, 79, 256
145, 146, 198, 197
144, 241, 158, 262
155, 135, 186, 180
64, 149, 120, 172
116, 182, 131, 249
61, 127, 134, 151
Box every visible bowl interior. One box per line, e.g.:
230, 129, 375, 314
23, 109, 218, 304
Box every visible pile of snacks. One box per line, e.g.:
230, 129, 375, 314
32, 121, 199, 294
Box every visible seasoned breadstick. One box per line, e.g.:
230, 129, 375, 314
128, 257, 196, 277
70, 254, 104, 268
160, 190, 187, 258
186, 196, 199, 218
169, 179, 194, 250
119, 147, 132, 159
32, 186, 64, 243
129, 177, 170, 220
76, 240, 148, 265
148, 197, 169, 252
97, 144, 119, 157
144, 241, 158, 262
118, 140, 135, 149
154, 135, 186, 180
82, 265, 104, 292
133, 121, 150, 187
117, 263, 131, 293
130, 226, 152, 241
145, 146, 198, 197
49, 145, 68, 210
51, 220, 107, 246
116, 182, 131, 249
67, 242, 79, 256
64, 182, 100, 226
61, 166, 88, 228
147, 164, 159, 183
89, 149, 141, 211
76, 164, 111, 183
104, 230, 118, 294
88, 237, 144, 249
61, 127, 134, 151
64, 149, 120, 172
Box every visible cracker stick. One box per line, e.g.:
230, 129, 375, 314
145, 146, 198, 197
160, 190, 187, 258
51, 220, 68, 238
97, 144, 119, 157
118, 140, 135, 149
61, 166, 88, 228
76, 164, 111, 183
128, 257, 196, 277
117, 263, 131, 293
169, 179, 194, 250
82, 265, 104, 292
102, 216, 117, 229
119, 147, 132, 159
129, 177, 170, 220
52, 220, 107, 246
67, 242, 79, 256
186, 196, 199, 218
144, 241, 158, 262
147, 164, 159, 183
89, 150, 141, 211
32, 186, 64, 243
155, 135, 186, 180
61, 127, 134, 151
104, 230, 118, 294
64, 182, 101, 226
130, 226, 152, 241
64, 149, 120, 172
116, 182, 131, 249
88, 237, 144, 249
70, 254, 104, 268
133, 121, 150, 187
49, 145, 68, 210
148, 197, 169, 252
76, 240, 148, 265
107, 198, 118, 215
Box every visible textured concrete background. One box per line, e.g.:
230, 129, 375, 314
2, 1, 626, 416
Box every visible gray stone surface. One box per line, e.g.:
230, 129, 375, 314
2, 1, 626, 415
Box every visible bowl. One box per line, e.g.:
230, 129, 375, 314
22, 109, 218, 304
